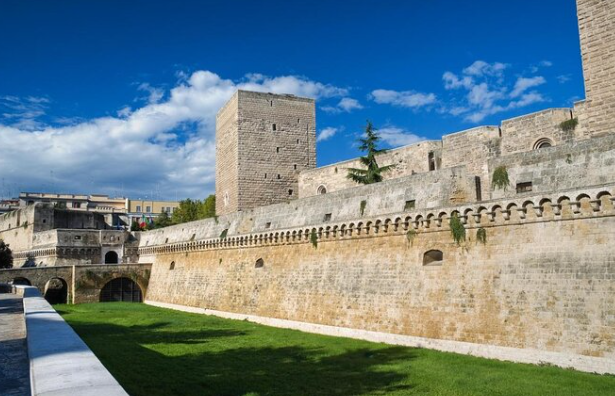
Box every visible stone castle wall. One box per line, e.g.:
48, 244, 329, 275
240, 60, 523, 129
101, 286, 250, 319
300, 108, 587, 202
216, 90, 316, 215
298, 140, 442, 198
578, 0, 615, 136
143, 185, 615, 374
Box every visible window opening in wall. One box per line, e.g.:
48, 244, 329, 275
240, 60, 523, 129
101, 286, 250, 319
277, 174, 281, 179
270, 100, 273, 106
255, 258, 264, 268
423, 250, 443, 266
293, 164, 297, 170
516, 182, 533, 193
276, 147, 280, 153
475, 176, 482, 201
264, 173, 267, 179
136, 205, 141, 212
404, 200, 416, 211
533, 138, 554, 150
74, 235, 82, 240
146, 206, 151, 213
317, 185, 327, 195
288, 189, 293, 196
170, 261, 175, 270
297, 139, 300, 144
42, 219, 46, 223
272, 123, 277, 131
428, 152, 436, 171
323, 213, 332, 222
265, 222, 271, 229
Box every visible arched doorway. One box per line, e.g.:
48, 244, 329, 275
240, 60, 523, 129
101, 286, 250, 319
44, 278, 68, 304
100, 277, 142, 302
11, 277, 31, 286
104, 251, 119, 264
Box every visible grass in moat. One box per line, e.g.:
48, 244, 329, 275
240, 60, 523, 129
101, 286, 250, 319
56, 303, 614, 396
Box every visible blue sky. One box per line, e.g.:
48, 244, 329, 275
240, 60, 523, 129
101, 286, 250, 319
0, 0, 584, 200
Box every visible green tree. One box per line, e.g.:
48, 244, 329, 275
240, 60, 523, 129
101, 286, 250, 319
153, 211, 173, 229
0, 239, 13, 269
171, 198, 200, 224
197, 195, 216, 219
347, 121, 395, 185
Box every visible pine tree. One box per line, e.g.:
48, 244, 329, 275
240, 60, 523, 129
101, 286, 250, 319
347, 121, 395, 184
0, 239, 13, 269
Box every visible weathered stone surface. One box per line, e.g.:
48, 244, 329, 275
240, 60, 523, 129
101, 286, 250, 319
216, 90, 316, 215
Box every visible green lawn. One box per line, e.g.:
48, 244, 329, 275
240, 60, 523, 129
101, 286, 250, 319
56, 303, 615, 396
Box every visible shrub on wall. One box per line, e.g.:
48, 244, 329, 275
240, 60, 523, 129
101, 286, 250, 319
560, 118, 578, 132
449, 214, 466, 245
310, 229, 318, 249
406, 229, 417, 245
476, 227, 487, 244
491, 166, 510, 191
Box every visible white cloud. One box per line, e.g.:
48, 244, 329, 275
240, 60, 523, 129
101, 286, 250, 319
463, 60, 507, 77
441, 60, 548, 123
338, 97, 363, 112
369, 126, 426, 147
136, 83, 165, 104
510, 76, 546, 98
0, 72, 347, 199
317, 127, 338, 142
557, 74, 571, 84
370, 89, 437, 108
0, 95, 49, 130
443, 72, 474, 90
321, 97, 363, 113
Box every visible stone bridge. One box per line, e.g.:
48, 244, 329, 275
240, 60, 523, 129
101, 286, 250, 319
0, 263, 152, 304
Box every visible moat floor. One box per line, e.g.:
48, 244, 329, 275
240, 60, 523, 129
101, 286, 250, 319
57, 303, 614, 396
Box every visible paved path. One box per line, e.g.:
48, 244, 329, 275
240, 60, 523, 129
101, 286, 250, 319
0, 293, 30, 396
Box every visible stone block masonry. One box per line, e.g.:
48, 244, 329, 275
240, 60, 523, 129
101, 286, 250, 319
143, 185, 615, 374
578, 0, 615, 136
216, 90, 316, 215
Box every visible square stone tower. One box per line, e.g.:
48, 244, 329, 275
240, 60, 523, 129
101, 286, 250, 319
215, 90, 316, 215
577, 0, 615, 136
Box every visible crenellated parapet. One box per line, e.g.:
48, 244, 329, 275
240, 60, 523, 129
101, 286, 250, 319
139, 184, 615, 256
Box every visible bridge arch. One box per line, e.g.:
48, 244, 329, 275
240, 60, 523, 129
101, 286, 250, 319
100, 277, 142, 302
44, 277, 68, 305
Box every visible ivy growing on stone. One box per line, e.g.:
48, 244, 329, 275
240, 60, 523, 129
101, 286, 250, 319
310, 229, 318, 249
476, 227, 487, 244
406, 229, 417, 245
491, 166, 510, 191
449, 214, 466, 245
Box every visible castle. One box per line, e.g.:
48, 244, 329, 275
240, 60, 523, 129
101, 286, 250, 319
1, 0, 614, 374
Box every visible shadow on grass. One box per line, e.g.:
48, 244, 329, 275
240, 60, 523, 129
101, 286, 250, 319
68, 321, 414, 396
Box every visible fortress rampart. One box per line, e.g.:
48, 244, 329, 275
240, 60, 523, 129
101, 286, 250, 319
142, 183, 615, 373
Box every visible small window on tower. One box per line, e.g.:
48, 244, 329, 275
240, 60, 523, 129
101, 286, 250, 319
270, 100, 273, 107
288, 189, 293, 196
277, 174, 281, 179
294, 164, 297, 170
323, 213, 332, 222
404, 200, 416, 211
276, 147, 280, 153
272, 124, 277, 131
264, 173, 267, 179
297, 139, 300, 144
516, 182, 533, 193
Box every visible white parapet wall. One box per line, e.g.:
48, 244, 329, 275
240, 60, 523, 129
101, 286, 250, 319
147, 300, 615, 375
14, 286, 128, 396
